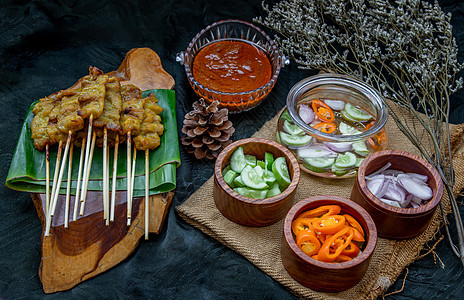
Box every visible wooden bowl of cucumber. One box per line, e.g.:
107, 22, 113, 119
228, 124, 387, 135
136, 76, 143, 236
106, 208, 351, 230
213, 138, 300, 226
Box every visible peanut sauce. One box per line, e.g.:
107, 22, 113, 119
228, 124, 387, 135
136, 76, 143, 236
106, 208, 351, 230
192, 40, 272, 93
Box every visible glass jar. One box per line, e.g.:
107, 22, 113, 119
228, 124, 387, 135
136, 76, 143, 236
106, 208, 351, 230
277, 74, 388, 178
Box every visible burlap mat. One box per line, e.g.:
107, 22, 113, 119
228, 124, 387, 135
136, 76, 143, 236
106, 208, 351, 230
177, 102, 464, 299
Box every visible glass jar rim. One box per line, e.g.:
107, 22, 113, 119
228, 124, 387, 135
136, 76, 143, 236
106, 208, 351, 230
286, 74, 388, 142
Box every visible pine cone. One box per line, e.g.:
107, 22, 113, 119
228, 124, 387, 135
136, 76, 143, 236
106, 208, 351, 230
181, 99, 235, 160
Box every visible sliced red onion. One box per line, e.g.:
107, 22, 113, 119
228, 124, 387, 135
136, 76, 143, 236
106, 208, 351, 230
323, 99, 345, 111
365, 164, 433, 209
382, 169, 404, 177
403, 194, 414, 208
383, 184, 407, 202
366, 175, 385, 195
379, 198, 401, 208
297, 144, 337, 158
396, 174, 433, 201
299, 104, 315, 124
410, 195, 423, 205
326, 142, 353, 153
366, 162, 392, 178
406, 172, 428, 183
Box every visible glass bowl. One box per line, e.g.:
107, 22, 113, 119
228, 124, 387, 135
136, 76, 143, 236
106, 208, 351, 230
276, 74, 388, 178
176, 19, 288, 113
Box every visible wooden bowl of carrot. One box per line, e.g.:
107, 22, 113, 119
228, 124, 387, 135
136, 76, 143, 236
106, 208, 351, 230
213, 138, 300, 226
350, 150, 443, 239
281, 195, 377, 292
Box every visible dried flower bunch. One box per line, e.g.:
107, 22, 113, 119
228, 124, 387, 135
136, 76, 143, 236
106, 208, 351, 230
181, 99, 235, 160
255, 0, 464, 264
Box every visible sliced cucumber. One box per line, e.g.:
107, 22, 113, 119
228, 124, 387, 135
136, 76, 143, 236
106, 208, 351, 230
266, 182, 281, 198
334, 152, 357, 169
340, 109, 359, 123
303, 157, 335, 173
303, 157, 335, 170
265, 152, 274, 171
222, 165, 231, 177
279, 131, 312, 147
283, 120, 304, 135
230, 146, 247, 173
254, 165, 264, 178
241, 165, 268, 190
343, 103, 373, 121
339, 122, 362, 135
257, 160, 266, 169
355, 157, 365, 167
352, 141, 370, 156
272, 157, 291, 189
280, 110, 292, 122
263, 169, 277, 185
223, 169, 238, 187
331, 165, 350, 176
234, 187, 268, 199
245, 154, 257, 166
233, 175, 245, 187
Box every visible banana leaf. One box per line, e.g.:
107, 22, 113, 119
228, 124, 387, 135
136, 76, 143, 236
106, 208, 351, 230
6, 89, 180, 197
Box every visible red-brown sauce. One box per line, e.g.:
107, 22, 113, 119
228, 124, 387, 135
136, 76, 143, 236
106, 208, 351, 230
192, 40, 272, 93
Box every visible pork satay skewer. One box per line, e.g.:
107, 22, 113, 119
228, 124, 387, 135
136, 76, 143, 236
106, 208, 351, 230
78, 67, 108, 206
73, 137, 86, 221
110, 134, 119, 222
79, 131, 96, 216
64, 143, 73, 228
133, 93, 165, 240
92, 75, 123, 223
120, 84, 146, 224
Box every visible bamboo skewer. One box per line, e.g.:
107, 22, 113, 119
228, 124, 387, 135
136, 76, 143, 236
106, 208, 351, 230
45, 131, 71, 236
103, 128, 108, 223
50, 131, 72, 217
105, 136, 110, 226
126, 132, 132, 224
64, 144, 73, 228
45, 144, 50, 217
127, 145, 137, 226
80, 115, 94, 205
49, 140, 63, 218
79, 131, 96, 216
73, 137, 86, 221
145, 149, 149, 240
110, 134, 119, 222
45, 140, 62, 236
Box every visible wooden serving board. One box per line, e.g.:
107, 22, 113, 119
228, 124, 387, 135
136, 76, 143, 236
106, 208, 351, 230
31, 48, 176, 293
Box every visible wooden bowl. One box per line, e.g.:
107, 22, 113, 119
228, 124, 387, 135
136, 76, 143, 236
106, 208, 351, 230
213, 138, 300, 226
281, 195, 377, 292
350, 150, 443, 239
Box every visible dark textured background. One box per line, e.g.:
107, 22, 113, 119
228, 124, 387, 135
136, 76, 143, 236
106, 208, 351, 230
1, 0, 463, 299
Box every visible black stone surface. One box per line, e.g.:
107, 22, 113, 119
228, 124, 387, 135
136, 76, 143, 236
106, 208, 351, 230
0, 0, 463, 299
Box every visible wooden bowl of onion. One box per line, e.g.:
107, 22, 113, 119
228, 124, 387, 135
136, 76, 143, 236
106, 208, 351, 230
213, 138, 300, 226
281, 195, 377, 292
350, 150, 443, 239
